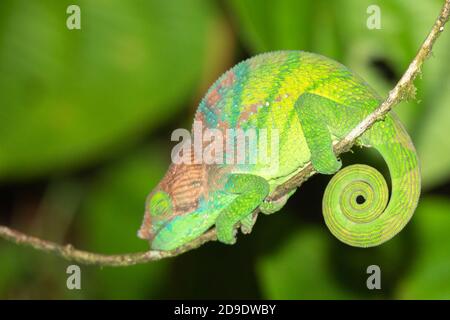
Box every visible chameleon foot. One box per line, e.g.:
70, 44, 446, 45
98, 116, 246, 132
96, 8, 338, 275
260, 189, 297, 215
240, 213, 258, 234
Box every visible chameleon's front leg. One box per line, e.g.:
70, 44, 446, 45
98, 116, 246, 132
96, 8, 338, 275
239, 212, 258, 234
216, 174, 269, 244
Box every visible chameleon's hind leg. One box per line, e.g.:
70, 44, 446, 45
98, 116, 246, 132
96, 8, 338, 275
216, 174, 269, 244
294, 93, 342, 175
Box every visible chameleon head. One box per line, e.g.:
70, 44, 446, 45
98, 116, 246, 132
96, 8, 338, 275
137, 163, 209, 250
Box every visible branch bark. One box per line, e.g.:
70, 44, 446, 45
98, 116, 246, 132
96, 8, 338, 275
1, 0, 449, 266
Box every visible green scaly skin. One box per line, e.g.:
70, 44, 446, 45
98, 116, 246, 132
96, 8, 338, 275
137, 51, 421, 251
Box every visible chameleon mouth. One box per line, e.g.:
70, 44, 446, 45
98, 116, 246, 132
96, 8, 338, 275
137, 225, 153, 241
137, 211, 159, 241
137, 212, 169, 243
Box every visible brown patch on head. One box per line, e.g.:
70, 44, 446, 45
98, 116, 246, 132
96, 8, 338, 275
160, 157, 207, 215
206, 165, 231, 192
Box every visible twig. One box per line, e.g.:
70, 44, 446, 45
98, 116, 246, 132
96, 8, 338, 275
1, 0, 449, 266
0, 225, 216, 266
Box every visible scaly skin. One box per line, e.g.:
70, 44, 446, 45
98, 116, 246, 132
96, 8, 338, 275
138, 51, 421, 250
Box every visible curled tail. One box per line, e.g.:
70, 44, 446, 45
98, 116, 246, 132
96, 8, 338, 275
322, 113, 421, 247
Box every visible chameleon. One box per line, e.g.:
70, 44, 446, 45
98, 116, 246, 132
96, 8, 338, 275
138, 51, 421, 251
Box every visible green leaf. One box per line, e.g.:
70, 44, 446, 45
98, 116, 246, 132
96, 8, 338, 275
0, 0, 217, 180
78, 144, 170, 298
257, 228, 353, 299
396, 197, 450, 299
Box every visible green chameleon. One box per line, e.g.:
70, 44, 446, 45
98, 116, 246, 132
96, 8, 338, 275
138, 51, 421, 251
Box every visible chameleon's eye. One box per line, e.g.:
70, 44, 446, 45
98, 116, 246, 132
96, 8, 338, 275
149, 191, 172, 217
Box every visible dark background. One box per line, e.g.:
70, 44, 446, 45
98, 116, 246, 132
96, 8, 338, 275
0, 0, 449, 299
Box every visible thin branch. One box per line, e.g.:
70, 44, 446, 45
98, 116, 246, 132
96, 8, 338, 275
1, 0, 449, 266
0, 225, 216, 266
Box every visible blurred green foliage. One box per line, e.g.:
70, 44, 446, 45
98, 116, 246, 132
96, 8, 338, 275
0, 0, 215, 179
0, 0, 449, 299
258, 228, 355, 299
397, 197, 450, 299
